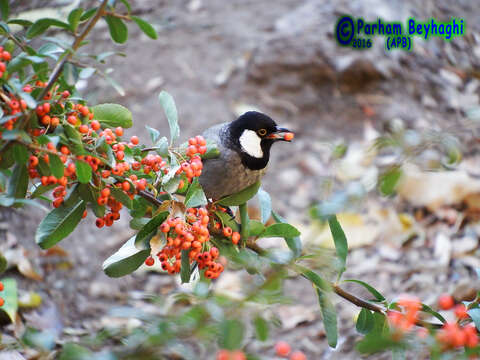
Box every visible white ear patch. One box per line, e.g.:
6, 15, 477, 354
239, 129, 263, 158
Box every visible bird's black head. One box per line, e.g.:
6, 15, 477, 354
227, 111, 293, 170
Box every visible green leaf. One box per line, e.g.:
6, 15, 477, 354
356, 313, 396, 354
63, 62, 79, 86
67, 7, 83, 31
343, 279, 385, 302
379, 166, 402, 196
0, 251, 6, 273
296, 265, 331, 291
63, 124, 85, 154
180, 250, 190, 283
103, 237, 150, 278
59, 343, 92, 360
7, 164, 28, 200
158, 91, 179, 145
131, 16, 158, 39
468, 308, 480, 331
80, 7, 97, 22
134, 211, 169, 249
49, 154, 65, 179
218, 319, 244, 350
105, 15, 128, 44
92, 103, 133, 128
12, 144, 28, 164
253, 315, 269, 341
185, 178, 207, 208
7, 19, 32, 27
145, 125, 160, 144
35, 200, 86, 249
421, 303, 446, 324
0, 0, 9, 22
316, 287, 337, 348
259, 223, 301, 238
154, 136, 169, 157
0, 278, 17, 323
75, 160, 91, 184
217, 181, 260, 206
257, 187, 271, 224
111, 187, 133, 209
26, 18, 71, 39
328, 215, 348, 278
356, 308, 374, 334
271, 211, 302, 257
249, 220, 265, 237
215, 210, 239, 232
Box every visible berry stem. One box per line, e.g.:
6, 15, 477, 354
36, 0, 109, 103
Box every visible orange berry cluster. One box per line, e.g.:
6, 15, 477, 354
216, 349, 246, 360
387, 295, 421, 334
144, 207, 225, 279
435, 294, 478, 349
95, 189, 123, 228
186, 135, 208, 157
0, 47, 11, 78
0, 281, 4, 307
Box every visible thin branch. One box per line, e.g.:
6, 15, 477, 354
36, 0, 109, 102
333, 284, 384, 313
138, 190, 163, 207
103, 11, 131, 21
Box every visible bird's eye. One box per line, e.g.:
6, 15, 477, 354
258, 128, 267, 136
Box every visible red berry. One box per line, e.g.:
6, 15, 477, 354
216, 350, 230, 360
0, 282, 4, 291
130, 135, 139, 145
62, 90, 70, 98
95, 218, 105, 228
438, 294, 455, 310
91, 120, 100, 131
115, 127, 123, 136
101, 188, 111, 197
116, 151, 124, 160
284, 132, 295, 141
289, 350, 306, 360
275, 341, 291, 357
122, 181, 130, 191
160, 223, 170, 233
0, 297, 4, 306
145, 256, 154, 266
454, 304, 469, 319
79, 124, 89, 133
231, 231, 240, 244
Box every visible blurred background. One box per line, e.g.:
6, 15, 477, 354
2, 0, 480, 359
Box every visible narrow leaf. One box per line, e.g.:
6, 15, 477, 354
7, 164, 28, 200
343, 279, 385, 302
0, 0, 9, 22
257, 187, 271, 224
316, 287, 338, 348
111, 187, 133, 209
217, 181, 260, 206
105, 15, 128, 44
49, 154, 64, 179
259, 223, 300, 239
134, 211, 169, 249
132, 16, 158, 39
67, 7, 83, 31
272, 210, 302, 257
75, 160, 91, 184
92, 103, 133, 128
103, 237, 150, 278
12, 144, 28, 164
356, 308, 374, 334
185, 178, 207, 208
253, 315, 269, 341
468, 308, 480, 331
35, 200, 86, 249
158, 91, 179, 145
328, 215, 348, 278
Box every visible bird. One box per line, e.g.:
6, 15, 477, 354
198, 111, 293, 200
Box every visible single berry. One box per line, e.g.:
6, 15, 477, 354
145, 256, 155, 266
275, 341, 291, 357
130, 135, 139, 145
284, 132, 295, 141
91, 120, 101, 131
438, 294, 455, 310
454, 304, 469, 319
289, 350, 306, 360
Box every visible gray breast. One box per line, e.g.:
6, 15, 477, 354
198, 123, 267, 200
